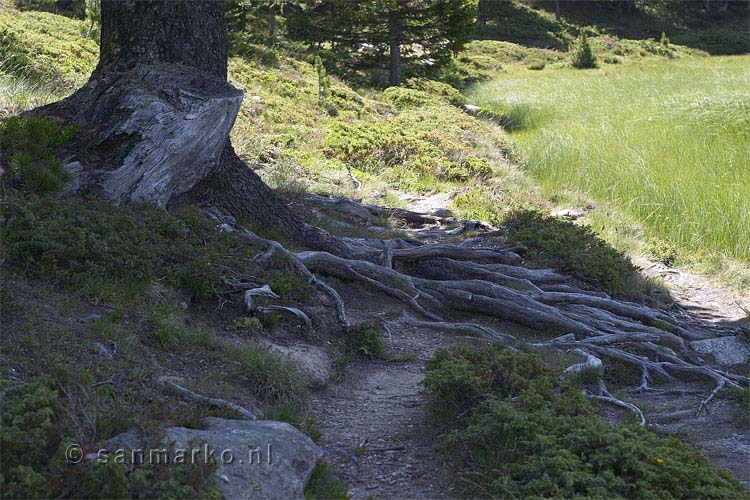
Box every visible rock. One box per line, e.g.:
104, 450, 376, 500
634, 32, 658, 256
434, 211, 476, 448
261, 340, 334, 386
165, 418, 321, 500
430, 208, 453, 218
366, 226, 387, 234
552, 208, 586, 221
690, 336, 750, 367
464, 104, 481, 115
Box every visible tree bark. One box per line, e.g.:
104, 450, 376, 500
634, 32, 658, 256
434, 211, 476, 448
477, 0, 487, 28
99, 0, 227, 79
269, 7, 277, 46
555, 0, 561, 21
26, 0, 339, 252
388, 8, 402, 86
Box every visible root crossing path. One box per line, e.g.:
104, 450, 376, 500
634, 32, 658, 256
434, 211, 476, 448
208, 196, 749, 497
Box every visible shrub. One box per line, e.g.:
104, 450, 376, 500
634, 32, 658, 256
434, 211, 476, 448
0, 116, 77, 194
225, 345, 308, 402
570, 31, 597, 69
0, 379, 61, 499
346, 321, 388, 360
0, 378, 222, 499
304, 462, 349, 500
501, 210, 640, 298
1, 196, 260, 300
423, 345, 748, 499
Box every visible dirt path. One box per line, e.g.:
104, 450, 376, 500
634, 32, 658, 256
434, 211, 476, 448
311, 282, 468, 499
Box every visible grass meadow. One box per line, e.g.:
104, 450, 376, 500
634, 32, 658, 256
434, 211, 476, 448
468, 56, 750, 264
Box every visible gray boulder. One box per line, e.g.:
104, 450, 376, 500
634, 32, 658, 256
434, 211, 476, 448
690, 336, 750, 367
165, 417, 321, 500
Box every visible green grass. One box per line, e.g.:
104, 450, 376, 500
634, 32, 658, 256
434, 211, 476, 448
468, 56, 750, 264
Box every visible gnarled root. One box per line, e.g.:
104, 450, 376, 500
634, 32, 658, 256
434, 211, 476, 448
209, 210, 747, 418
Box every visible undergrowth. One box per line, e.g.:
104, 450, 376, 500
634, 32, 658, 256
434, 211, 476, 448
0, 379, 223, 499
423, 344, 748, 499
1, 194, 262, 301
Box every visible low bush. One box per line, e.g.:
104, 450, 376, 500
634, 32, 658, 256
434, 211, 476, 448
501, 210, 641, 298
304, 462, 349, 500
1, 196, 260, 300
346, 321, 388, 360
0, 379, 222, 499
0, 116, 77, 194
423, 344, 748, 499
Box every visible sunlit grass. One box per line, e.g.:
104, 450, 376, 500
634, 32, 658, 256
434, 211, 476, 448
468, 56, 750, 263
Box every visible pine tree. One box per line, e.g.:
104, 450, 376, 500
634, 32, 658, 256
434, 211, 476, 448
570, 31, 597, 69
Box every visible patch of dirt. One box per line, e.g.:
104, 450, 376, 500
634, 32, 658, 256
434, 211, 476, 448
633, 256, 750, 326
311, 284, 479, 499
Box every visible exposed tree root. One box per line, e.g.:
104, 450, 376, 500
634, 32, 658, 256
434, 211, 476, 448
159, 378, 256, 420
206, 207, 748, 420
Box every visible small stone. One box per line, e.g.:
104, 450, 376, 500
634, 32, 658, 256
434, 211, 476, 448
464, 104, 481, 114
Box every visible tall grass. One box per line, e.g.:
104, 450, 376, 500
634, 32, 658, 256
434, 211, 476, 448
469, 57, 750, 263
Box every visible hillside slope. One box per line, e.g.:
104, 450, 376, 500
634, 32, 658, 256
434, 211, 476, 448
1, 5, 749, 498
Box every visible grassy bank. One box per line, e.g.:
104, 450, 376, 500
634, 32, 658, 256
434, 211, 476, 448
468, 56, 750, 266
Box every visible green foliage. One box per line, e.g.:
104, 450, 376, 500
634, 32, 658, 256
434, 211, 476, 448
661, 31, 670, 47
502, 210, 640, 298
0, 116, 77, 194
0, 9, 98, 87
0, 379, 61, 499
423, 344, 552, 421
233, 316, 265, 333
314, 55, 331, 101
262, 269, 314, 301
286, 0, 477, 85
345, 321, 388, 360
570, 31, 597, 69
1, 196, 260, 300
671, 29, 750, 56
0, 379, 222, 499
147, 304, 219, 350
84, 0, 101, 42
224, 344, 309, 402
263, 401, 322, 443
423, 345, 748, 499
325, 106, 492, 188
305, 462, 349, 500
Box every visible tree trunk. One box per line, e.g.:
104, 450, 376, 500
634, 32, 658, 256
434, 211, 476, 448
388, 8, 402, 86
26, 0, 340, 252
477, 0, 487, 28
269, 7, 277, 46
555, 0, 561, 21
